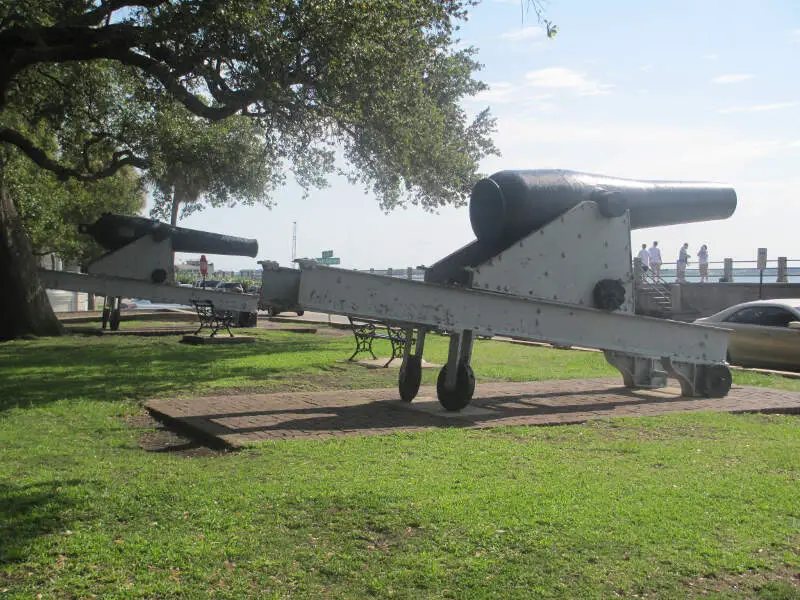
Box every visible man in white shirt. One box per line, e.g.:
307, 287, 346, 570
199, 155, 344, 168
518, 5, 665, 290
648, 241, 662, 278
677, 243, 690, 282
637, 243, 650, 279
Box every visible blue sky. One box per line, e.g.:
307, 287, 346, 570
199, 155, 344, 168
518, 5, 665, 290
166, 0, 800, 271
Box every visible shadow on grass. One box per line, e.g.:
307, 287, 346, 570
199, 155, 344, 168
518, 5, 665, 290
0, 480, 78, 565
0, 333, 340, 412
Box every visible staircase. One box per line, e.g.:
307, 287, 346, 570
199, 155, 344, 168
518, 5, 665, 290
636, 272, 673, 316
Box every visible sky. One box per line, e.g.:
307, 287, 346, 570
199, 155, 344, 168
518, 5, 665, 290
163, 0, 800, 272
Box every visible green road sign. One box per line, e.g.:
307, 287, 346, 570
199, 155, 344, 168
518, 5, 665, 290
315, 257, 340, 265
321, 250, 334, 259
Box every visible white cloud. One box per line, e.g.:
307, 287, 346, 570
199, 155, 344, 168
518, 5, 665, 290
488, 117, 798, 176
704, 53, 719, 60
717, 101, 799, 114
498, 26, 544, 41
524, 67, 614, 96
711, 73, 754, 84
639, 64, 653, 72
791, 29, 800, 43
474, 82, 520, 104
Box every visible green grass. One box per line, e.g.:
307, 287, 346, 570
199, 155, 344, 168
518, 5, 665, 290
1, 327, 799, 599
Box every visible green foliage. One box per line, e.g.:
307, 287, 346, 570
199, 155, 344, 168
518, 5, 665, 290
6, 145, 145, 266
2, 0, 499, 211
174, 272, 196, 284
144, 104, 277, 224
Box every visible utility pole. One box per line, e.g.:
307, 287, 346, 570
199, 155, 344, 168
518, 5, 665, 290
291, 221, 297, 267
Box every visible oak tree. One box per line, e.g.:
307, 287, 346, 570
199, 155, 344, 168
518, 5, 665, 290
0, 0, 499, 340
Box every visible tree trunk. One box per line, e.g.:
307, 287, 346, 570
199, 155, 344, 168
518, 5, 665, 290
169, 190, 180, 283
0, 163, 64, 340
170, 191, 180, 227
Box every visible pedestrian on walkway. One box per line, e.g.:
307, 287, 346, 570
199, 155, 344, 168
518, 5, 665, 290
637, 243, 650, 279
698, 244, 709, 283
648, 241, 662, 279
677, 242, 690, 282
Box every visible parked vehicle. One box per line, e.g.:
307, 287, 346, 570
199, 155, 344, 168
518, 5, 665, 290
194, 279, 221, 289
216, 281, 245, 294
263, 306, 305, 317
694, 299, 800, 371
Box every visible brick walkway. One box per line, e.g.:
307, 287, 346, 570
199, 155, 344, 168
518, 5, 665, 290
146, 378, 800, 448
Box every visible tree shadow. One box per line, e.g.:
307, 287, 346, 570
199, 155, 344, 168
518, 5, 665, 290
0, 334, 343, 412
0, 480, 79, 566
163, 383, 700, 441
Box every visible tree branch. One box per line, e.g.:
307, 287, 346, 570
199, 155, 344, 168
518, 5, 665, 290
66, 0, 165, 28
114, 49, 253, 120
0, 127, 149, 181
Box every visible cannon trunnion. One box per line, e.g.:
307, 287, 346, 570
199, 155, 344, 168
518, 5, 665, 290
261, 169, 738, 411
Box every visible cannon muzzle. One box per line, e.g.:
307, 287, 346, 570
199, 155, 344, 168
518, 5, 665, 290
469, 170, 737, 247
79, 213, 259, 257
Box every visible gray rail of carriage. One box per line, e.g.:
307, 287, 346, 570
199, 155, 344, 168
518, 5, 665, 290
262, 169, 737, 411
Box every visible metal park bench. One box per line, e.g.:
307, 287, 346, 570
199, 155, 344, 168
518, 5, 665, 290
348, 317, 410, 367
192, 300, 235, 337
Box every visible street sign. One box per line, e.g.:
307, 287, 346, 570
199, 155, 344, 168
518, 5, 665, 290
757, 248, 767, 271
199, 254, 208, 277
316, 257, 341, 265
321, 250, 334, 259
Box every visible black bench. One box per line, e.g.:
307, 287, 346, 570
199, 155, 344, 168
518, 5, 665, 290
191, 300, 235, 337
348, 317, 410, 367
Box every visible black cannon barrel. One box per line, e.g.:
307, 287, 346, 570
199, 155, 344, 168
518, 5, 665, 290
469, 170, 737, 246
79, 213, 259, 257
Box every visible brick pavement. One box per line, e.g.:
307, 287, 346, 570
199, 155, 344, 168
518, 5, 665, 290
145, 378, 800, 448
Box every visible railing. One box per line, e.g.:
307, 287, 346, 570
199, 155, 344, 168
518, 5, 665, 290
647, 258, 800, 284
364, 260, 800, 285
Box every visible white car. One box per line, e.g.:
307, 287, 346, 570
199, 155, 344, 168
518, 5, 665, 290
694, 299, 800, 371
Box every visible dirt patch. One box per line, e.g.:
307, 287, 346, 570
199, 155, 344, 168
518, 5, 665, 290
126, 413, 229, 457
681, 565, 800, 598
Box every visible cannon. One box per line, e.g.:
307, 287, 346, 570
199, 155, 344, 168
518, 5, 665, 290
427, 170, 736, 286
79, 213, 259, 257
261, 169, 738, 410
39, 213, 259, 330
76, 213, 259, 284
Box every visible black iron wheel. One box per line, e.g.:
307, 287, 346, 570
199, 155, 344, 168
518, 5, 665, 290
436, 362, 476, 411
703, 364, 732, 398
398, 355, 423, 402
296, 310, 305, 317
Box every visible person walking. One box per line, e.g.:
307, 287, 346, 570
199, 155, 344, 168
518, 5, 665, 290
698, 244, 709, 283
648, 241, 662, 279
677, 243, 690, 282
637, 243, 650, 279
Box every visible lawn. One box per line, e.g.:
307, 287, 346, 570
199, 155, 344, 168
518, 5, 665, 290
1, 326, 798, 599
